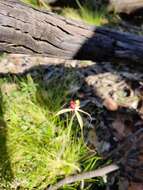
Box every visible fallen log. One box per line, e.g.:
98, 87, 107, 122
108, 0, 143, 14
0, 0, 143, 63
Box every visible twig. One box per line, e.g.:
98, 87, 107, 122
46, 164, 119, 190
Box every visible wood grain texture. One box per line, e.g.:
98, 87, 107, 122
109, 0, 143, 13
0, 0, 143, 62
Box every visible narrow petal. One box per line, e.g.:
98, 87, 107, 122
75, 110, 83, 131
56, 108, 73, 116
78, 109, 92, 120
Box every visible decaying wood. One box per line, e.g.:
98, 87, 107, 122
0, 54, 80, 74
109, 0, 143, 14
0, 0, 143, 63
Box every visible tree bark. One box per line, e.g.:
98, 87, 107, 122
0, 0, 143, 63
108, 0, 143, 14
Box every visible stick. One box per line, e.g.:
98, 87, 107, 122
47, 164, 119, 190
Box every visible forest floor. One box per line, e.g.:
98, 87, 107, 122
0, 52, 143, 190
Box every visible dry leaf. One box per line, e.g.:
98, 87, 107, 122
112, 115, 126, 140
112, 114, 133, 140
128, 182, 143, 190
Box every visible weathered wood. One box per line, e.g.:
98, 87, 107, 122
109, 0, 143, 14
0, 0, 143, 63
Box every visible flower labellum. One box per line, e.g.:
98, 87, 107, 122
70, 100, 80, 110
70, 100, 76, 110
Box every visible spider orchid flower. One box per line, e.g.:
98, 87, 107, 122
56, 100, 91, 131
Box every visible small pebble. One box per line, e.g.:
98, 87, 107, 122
103, 97, 118, 111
